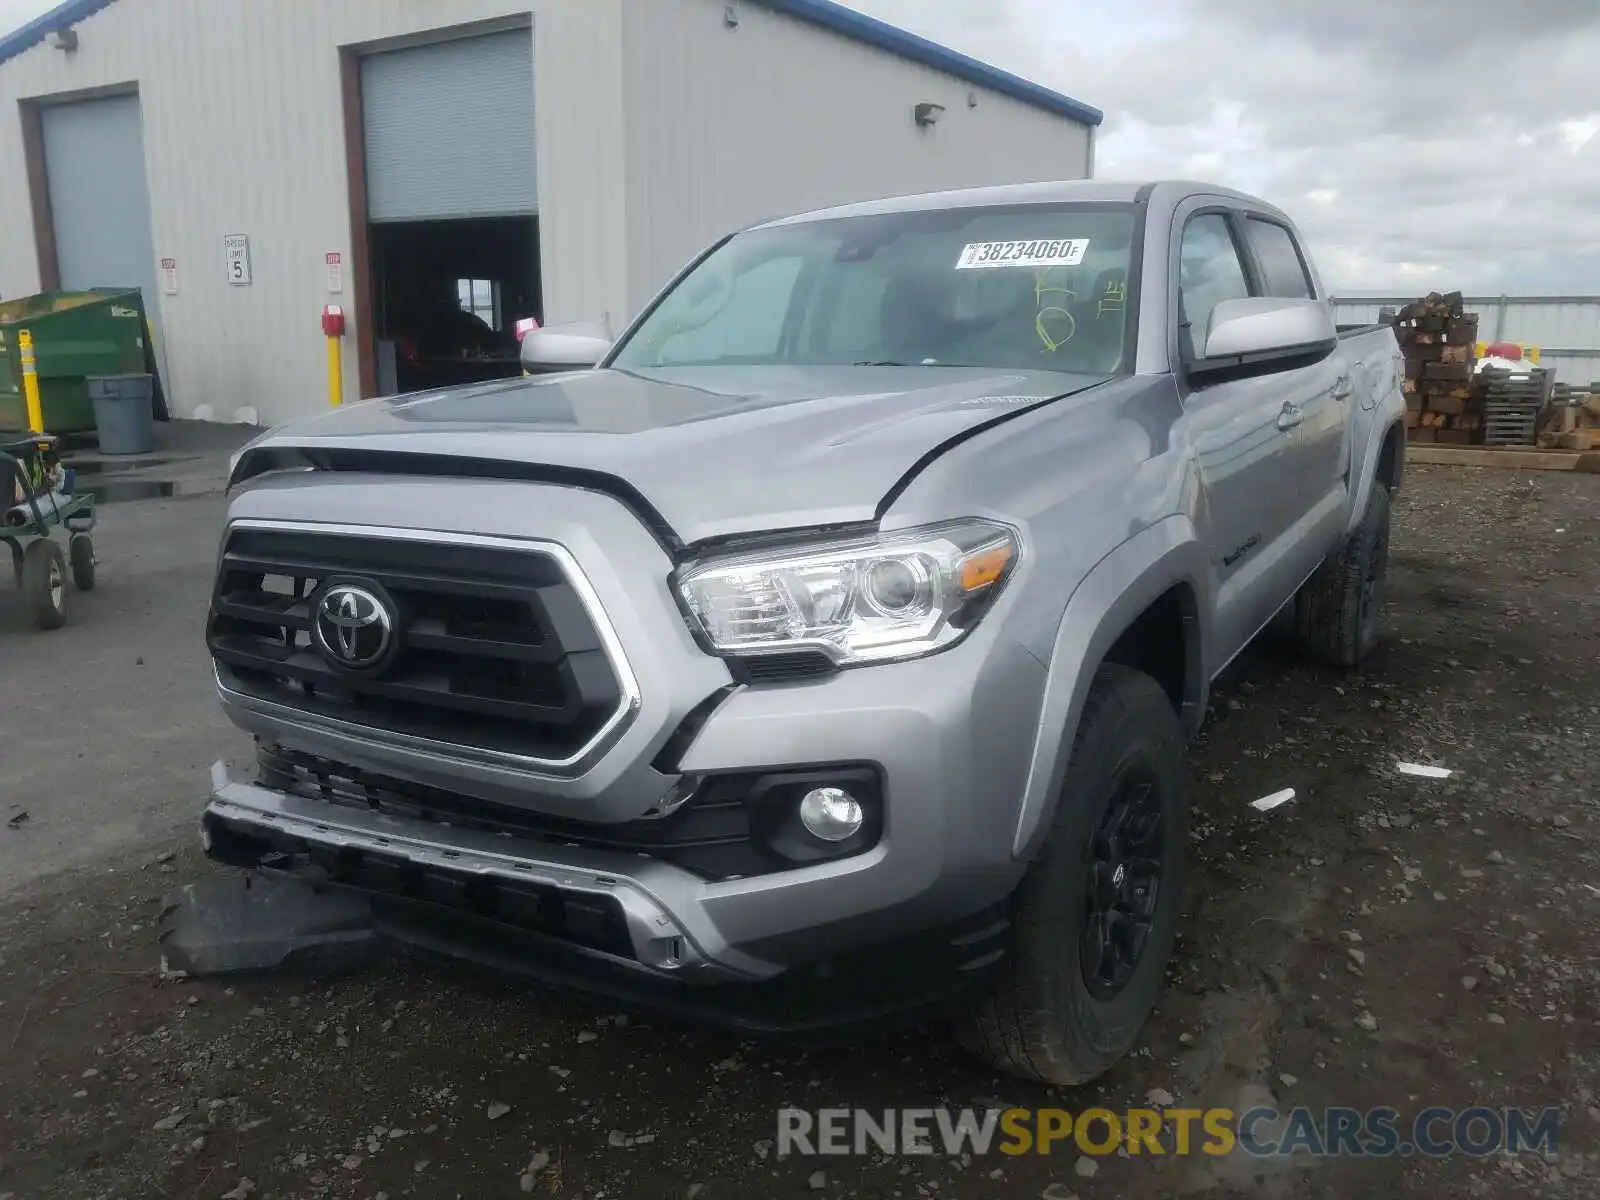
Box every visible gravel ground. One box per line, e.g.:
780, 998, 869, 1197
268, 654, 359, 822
1, 464, 1597, 1200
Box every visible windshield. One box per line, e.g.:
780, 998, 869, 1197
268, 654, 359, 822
610, 204, 1137, 375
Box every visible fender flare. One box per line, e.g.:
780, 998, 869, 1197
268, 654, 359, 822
1344, 385, 1408, 534
1010, 515, 1212, 860
1346, 409, 1405, 536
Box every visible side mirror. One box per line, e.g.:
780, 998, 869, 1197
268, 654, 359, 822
1192, 297, 1337, 378
519, 321, 613, 375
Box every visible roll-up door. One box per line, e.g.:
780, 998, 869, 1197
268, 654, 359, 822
361, 30, 536, 223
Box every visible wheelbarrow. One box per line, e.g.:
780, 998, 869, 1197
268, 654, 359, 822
1, 434, 96, 629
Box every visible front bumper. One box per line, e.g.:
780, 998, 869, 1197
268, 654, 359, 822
202, 624, 1047, 999
203, 620, 1043, 983
201, 765, 1014, 1030
202, 477, 1050, 1017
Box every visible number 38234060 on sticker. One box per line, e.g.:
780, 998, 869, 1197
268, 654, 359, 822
956, 238, 1090, 269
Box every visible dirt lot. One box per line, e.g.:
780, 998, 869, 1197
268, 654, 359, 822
2, 464, 1597, 1200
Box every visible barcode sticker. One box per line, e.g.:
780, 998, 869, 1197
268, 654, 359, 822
956, 239, 1090, 269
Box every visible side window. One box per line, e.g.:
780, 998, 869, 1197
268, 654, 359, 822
1244, 218, 1313, 299
1177, 213, 1251, 361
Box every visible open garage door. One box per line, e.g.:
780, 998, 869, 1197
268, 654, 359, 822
361, 29, 539, 394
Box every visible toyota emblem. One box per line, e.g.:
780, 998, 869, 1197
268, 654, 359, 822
313, 582, 395, 670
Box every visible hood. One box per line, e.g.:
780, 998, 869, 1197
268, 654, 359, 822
233, 365, 1108, 545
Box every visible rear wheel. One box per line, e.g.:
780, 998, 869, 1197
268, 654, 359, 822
22, 539, 67, 630
70, 534, 96, 591
959, 665, 1189, 1085
1295, 483, 1391, 667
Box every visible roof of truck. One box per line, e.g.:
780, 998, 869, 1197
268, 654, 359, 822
754, 180, 1283, 228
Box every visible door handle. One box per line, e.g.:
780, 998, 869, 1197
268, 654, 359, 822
1332, 374, 1354, 402
1277, 402, 1303, 431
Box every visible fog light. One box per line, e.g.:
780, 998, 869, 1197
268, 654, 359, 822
797, 787, 864, 842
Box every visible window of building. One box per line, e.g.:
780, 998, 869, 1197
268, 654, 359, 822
457, 277, 501, 330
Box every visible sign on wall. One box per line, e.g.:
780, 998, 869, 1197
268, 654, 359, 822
160, 257, 178, 295
224, 235, 252, 286
325, 251, 344, 294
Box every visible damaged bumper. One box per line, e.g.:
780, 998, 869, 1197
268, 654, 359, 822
202, 765, 763, 980
196, 766, 1012, 1031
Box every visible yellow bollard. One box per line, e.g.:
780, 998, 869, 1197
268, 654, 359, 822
322, 305, 345, 406
18, 328, 45, 433
327, 333, 343, 406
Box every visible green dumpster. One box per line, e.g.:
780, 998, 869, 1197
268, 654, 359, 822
0, 289, 151, 434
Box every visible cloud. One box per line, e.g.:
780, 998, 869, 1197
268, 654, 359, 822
0, 0, 55, 38
849, 0, 1600, 293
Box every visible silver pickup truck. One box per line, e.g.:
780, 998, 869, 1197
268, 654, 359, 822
201, 180, 1405, 1085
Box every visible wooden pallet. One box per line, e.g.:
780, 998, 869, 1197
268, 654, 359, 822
1406, 445, 1600, 471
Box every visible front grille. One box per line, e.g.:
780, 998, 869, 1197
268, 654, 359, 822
207, 526, 628, 764
257, 743, 767, 881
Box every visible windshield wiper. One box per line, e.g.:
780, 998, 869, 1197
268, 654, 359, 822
852, 359, 972, 367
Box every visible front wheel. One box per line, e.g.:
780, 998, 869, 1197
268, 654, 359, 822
70, 534, 96, 591
22, 539, 67, 630
959, 665, 1190, 1085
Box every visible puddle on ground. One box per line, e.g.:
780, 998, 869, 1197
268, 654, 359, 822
86, 478, 219, 504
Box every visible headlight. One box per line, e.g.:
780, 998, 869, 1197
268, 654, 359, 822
675, 519, 1019, 666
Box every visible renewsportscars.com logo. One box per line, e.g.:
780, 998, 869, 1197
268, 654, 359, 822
777, 1106, 1561, 1160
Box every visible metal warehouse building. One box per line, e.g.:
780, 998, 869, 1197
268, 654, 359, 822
0, 0, 1100, 427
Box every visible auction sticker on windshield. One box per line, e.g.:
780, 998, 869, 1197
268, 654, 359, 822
956, 239, 1090, 269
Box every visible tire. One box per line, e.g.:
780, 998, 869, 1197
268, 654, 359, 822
22, 539, 67, 630
70, 534, 96, 591
959, 664, 1190, 1085
1294, 483, 1391, 667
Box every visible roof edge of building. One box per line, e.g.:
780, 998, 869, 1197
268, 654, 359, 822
748, 0, 1103, 126
2, 0, 1104, 129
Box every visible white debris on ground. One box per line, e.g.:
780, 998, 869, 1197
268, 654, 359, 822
1250, 788, 1297, 812
1396, 762, 1453, 779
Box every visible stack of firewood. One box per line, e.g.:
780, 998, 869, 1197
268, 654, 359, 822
1394, 292, 1480, 444
1537, 384, 1600, 450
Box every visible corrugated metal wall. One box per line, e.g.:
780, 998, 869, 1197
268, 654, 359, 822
621, 0, 1094, 311
0, 1, 590, 426
1333, 296, 1600, 386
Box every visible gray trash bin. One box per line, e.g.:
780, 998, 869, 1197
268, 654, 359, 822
88, 373, 156, 455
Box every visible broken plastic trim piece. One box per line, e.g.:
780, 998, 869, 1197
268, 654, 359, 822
1396, 762, 1453, 779
1250, 788, 1296, 812
157, 874, 379, 977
